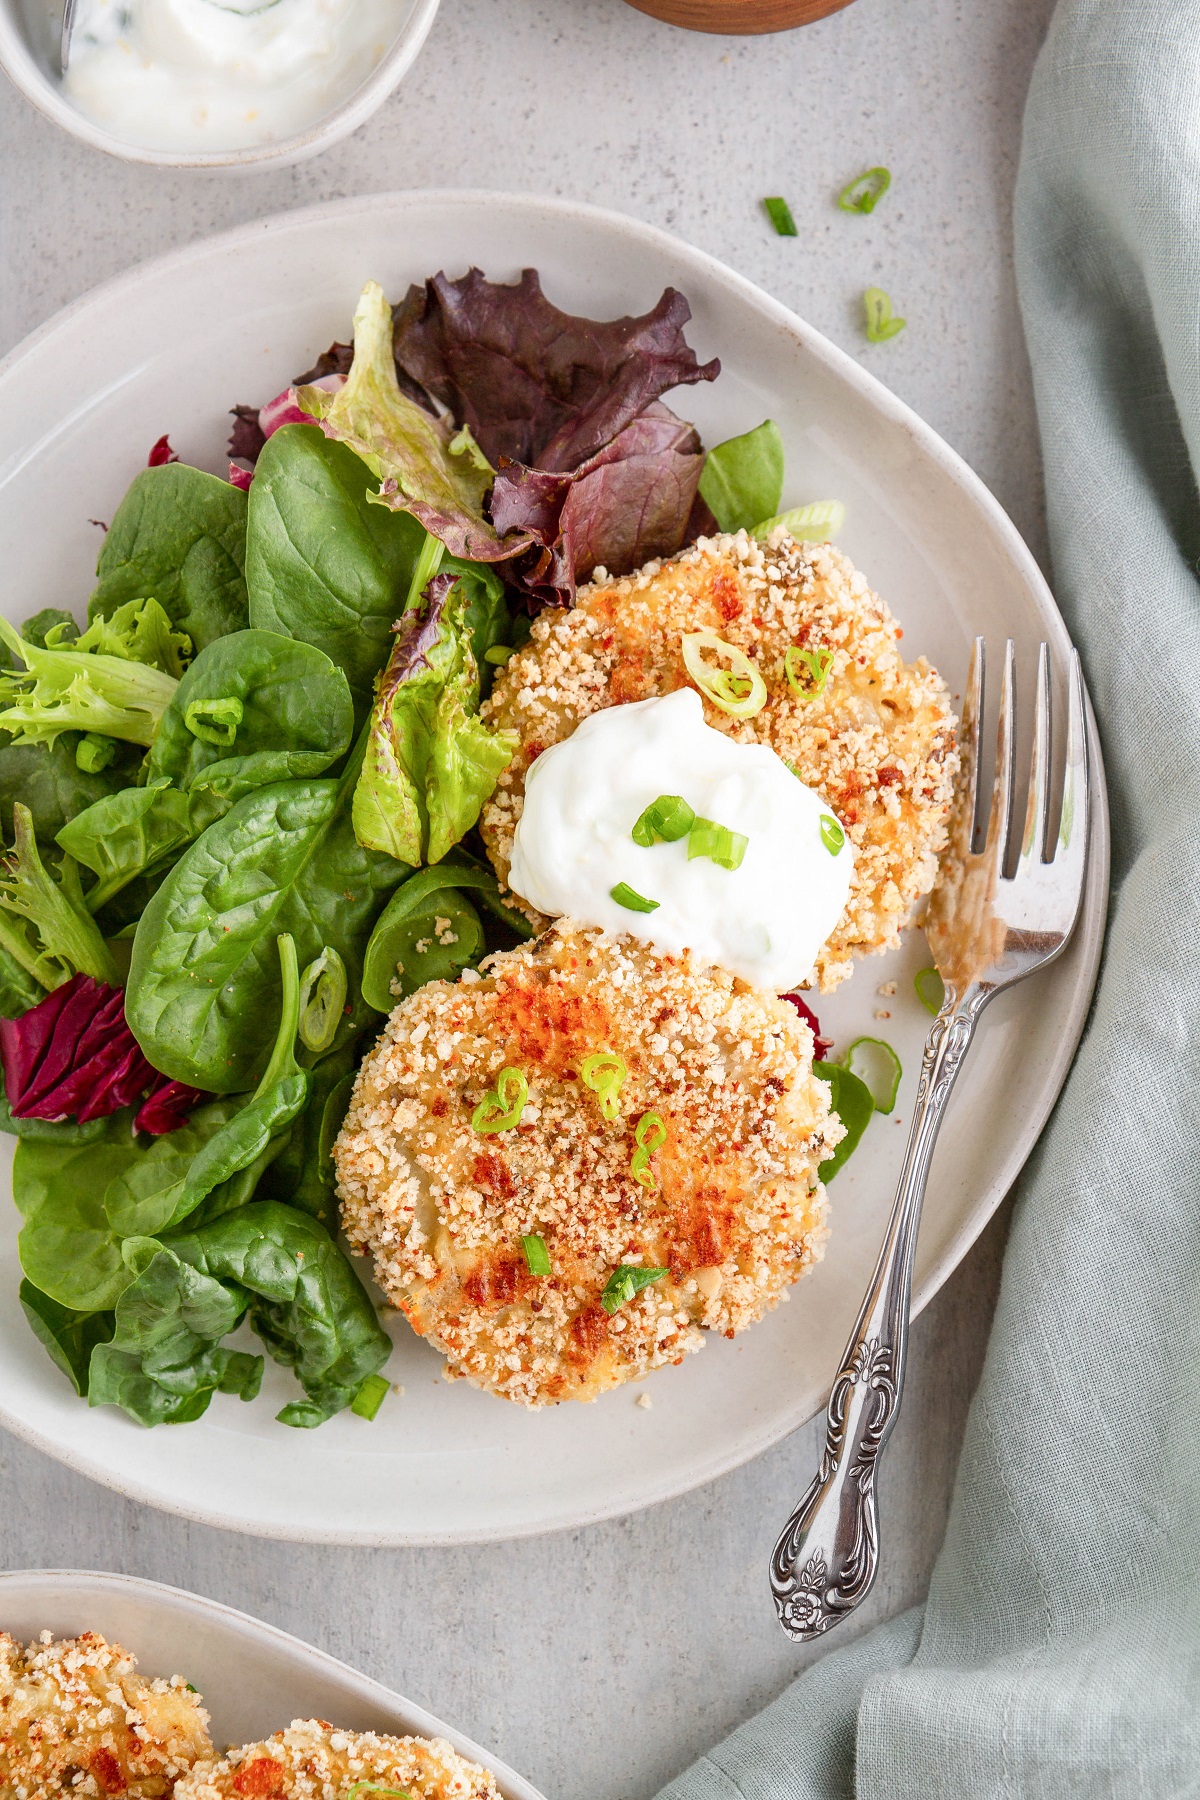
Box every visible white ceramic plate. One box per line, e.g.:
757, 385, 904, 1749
0, 192, 1108, 1544
0, 1568, 543, 1800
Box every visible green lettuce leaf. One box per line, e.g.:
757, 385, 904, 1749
698, 419, 785, 534
72, 597, 191, 679
0, 802, 118, 989
0, 614, 178, 750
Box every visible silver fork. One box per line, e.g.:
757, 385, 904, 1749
770, 637, 1091, 1641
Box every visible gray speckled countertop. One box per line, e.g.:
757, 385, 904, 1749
0, 3, 1054, 1796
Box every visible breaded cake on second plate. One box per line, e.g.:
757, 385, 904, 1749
480, 529, 958, 989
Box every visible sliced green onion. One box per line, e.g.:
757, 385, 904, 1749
581, 1051, 628, 1121
914, 965, 945, 1015
863, 287, 906, 343
601, 1263, 669, 1314
521, 1232, 552, 1276
611, 882, 659, 914
484, 644, 515, 666
838, 166, 892, 214
472, 1066, 528, 1134
350, 1373, 391, 1421
763, 196, 798, 236
298, 946, 348, 1054
784, 645, 835, 698
687, 816, 748, 871
346, 1785, 411, 1800
632, 794, 695, 847
184, 695, 243, 747
75, 732, 116, 773
752, 500, 846, 543
843, 1036, 902, 1114
812, 1060, 875, 1180
630, 1110, 667, 1191
820, 813, 846, 855
682, 631, 768, 719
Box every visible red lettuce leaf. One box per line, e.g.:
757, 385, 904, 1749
227, 376, 344, 477
228, 405, 266, 464
392, 268, 720, 471
490, 403, 706, 606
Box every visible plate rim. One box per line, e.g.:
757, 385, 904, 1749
0, 189, 1111, 1542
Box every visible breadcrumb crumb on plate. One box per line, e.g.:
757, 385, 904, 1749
334, 923, 840, 1406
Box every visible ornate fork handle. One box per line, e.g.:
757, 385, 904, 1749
770, 984, 990, 1639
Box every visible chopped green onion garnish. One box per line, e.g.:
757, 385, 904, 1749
784, 645, 835, 698
601, 1263, 669, 1314
863, 287, 906, 343
838, 166, 892, 214
763, 196, 798, 236
811, 1060, 875, 1180
752, 500, 846, 543
350, 1373, 391, 1421
630, 1109, 667, 1191
184, 695, 243, 747
484, 644, 515, 665
914, 966, 945, 1015
632, 794, 695, 847
819, 813, 845, 855
581, 1050, 628, 1121
521, 1232, 552, 1276
346, 1785, 411, 1800
75, 732, 116, 773
611, 882, 659, 913
842, 1036, 902, 1114
681, 631, 768, 719
687, 816, 748, 871
471, 1066, 528, 1134
297, 945, 348, 1055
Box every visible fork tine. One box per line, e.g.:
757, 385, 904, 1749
1020, 643, 1052, 865
961, 637, 985, 854
986, 639, 1017, 865
1053, 648, 1090, 895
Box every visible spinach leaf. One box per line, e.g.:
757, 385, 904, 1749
0, 943, 47, 1019
0, 735, 137, 846
57, 784, 210, 915
166, 1201, 391, 1427
88, 1247, 263, 1426
257, 1041, 359, 1224
91, 464, 249, 651
19, 1278, 113, 1395
147, 629, 354, 803
20, 609, 79, 651
0, 1093, 133, 1143
362, 868, 492, 1010
246, 426, 426, 707
698, 419, 784, 535
126, 773, 412, 1091
812, 1059, 875, 1180
101, 1099, 241, 1237
15, 1134, 143, 1310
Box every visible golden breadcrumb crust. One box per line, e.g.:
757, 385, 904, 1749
334, 923, 839, 1407
0, 1632, 211, 1800
481, 529, 958, 989
175, 1720, 499, 1800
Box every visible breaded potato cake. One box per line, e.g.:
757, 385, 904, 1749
481, 529, 958, 989
0, 1631, 211, 1800
334, 922, 840, 1406
176, 1721, 499, 1800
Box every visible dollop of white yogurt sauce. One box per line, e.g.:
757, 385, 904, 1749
62, 0, 400, 151
507, 688, 854, 992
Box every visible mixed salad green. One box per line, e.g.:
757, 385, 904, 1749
0, 266, 880, 1431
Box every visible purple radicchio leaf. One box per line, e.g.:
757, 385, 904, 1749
0, 975, 157, 1124
147, 435, 179, 468
392, 267, 721, 472
134, 1074, 209, 1136
226, 375, 345, 480
490, 403, 707, 607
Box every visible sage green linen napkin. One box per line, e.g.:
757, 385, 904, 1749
658, 1, 1200, 1792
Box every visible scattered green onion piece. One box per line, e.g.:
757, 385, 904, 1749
601, 1263, 669, 1314
472, 1066, 529, 1134
75, 732, 116, 773
812, 1060, 875, 1180
914, 966, 945, 1015
681, 630, 768, 720
611, 882, 659, 914
838, 166, 892, 214
632, 794, 695, 847
819, 813, 846, 855
784, 645, 835, 698
346, 1785, 411, 1800
350, 1373, 391, 1421
752, 500, 846, 543
184, 695, 244, 747
581, 1051, 628, 1121
521, 1232, 552, 1277
763, 196, 798, 236
863, 287, 906, 343
297, 946, 348, 1054
687, 816, 748, 871
842, 1036, 902, 1114
484, 644, 515, 666
630, 1110, 667, 1191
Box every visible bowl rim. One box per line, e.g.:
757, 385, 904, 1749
0, 0, 440, 169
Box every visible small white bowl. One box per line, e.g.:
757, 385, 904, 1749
0, 0, 440, 169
